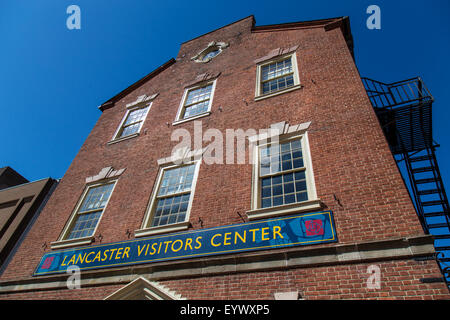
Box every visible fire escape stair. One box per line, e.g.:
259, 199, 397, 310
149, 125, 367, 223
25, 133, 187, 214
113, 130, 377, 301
362, 76, 450, 290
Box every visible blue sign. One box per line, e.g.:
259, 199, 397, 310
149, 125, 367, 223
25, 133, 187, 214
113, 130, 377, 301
33, 211, 337, 276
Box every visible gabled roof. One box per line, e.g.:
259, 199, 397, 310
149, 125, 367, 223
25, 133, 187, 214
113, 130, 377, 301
98, 15, 353, 112
0, 167, 28, 190
98, 58, 175, 112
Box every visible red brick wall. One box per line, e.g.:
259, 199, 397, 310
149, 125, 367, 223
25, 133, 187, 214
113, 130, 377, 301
1, 260, 448, 300
0, 16, 441, 299
163, 260, 450, 300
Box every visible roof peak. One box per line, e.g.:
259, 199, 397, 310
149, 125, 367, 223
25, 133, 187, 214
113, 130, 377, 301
181, 15, 347, 45
99, 15, 353, 111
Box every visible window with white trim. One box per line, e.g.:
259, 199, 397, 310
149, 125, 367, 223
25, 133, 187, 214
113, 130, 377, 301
175, 80, 216, 123
114, 105, 150, 140
259, 138, 307, 208
247, 128, 320, 220
136, 161, 200, 236
255, 53, 300, 100
152, 164, 195, 227
62, 181, 115, 241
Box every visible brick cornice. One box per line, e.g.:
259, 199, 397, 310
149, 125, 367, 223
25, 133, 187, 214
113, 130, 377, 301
253, 45, 299, 65
184, 72, 221, 89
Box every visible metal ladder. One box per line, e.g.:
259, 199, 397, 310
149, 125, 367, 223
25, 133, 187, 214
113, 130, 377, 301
362, 77, 450, 289
403, 147, 450, 285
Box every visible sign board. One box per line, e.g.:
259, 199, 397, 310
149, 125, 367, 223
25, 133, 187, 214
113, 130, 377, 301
33, 211, 337, 276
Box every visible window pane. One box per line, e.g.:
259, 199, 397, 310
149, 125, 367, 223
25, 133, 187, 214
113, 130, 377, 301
124, 106, 149, 126
203, 49, 220, 61
273, 196, 283, 207
296, 192, 308, 202
282, 160, 292, 171
272, 175, 282, 185
295, 171, 306, 181
262, 75, 295, 94
185, 85, 212, 106
284, 172, 294, 182
158, 164, 195, 196
262, 187, 271, 198
262, 177, 271, 187
286, 75, 294, 87
284, 182, 294, 194
261, 58, 292, 81
259, 171, 308, 208
79, 183, 114, 213
281, 151, 291, 161
273, 185, 282, 196
284, 193, 295, 204
184, 100, 210, 119
262, 198, 272, 208
67, 211, 102, 240
293, 158, 304, 169
120, 123, 141, 137
152, 192, 191, 227
260, 141, 302, 176
271, 158, 281, 174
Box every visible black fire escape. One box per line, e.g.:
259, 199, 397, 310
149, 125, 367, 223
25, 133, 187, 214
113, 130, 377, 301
362, 77, 450, 290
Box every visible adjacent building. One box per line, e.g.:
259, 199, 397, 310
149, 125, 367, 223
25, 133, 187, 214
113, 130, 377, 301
0, 167, 57, 274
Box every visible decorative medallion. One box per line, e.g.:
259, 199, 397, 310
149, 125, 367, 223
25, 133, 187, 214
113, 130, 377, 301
191, 41, 229, 63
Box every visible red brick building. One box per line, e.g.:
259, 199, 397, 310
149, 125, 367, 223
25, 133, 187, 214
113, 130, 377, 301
0, 16, 449, 300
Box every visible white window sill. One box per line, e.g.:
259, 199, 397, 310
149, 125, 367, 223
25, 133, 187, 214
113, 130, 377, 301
135, 221, 190, 238
107, 133, 140, 145
172, 112, 211, 126
50, 236, 94, 250
246, 199, 322, 221
254, 84, 303, 102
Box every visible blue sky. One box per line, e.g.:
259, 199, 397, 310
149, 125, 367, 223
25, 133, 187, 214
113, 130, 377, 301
1, 0, 449, 190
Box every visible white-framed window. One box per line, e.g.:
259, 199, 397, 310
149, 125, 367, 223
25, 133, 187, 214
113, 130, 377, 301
119, 106, 150, 138
255, 52, 301, 100
174, 80, 216, 124
51, 180, 117, 249
247, 129, 320, 220
111, 103, 151, 142
135, 160, 201, 237
259, 138, 308, 208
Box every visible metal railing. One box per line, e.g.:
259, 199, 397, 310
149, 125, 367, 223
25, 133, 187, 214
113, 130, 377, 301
362, 77, 434, 109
